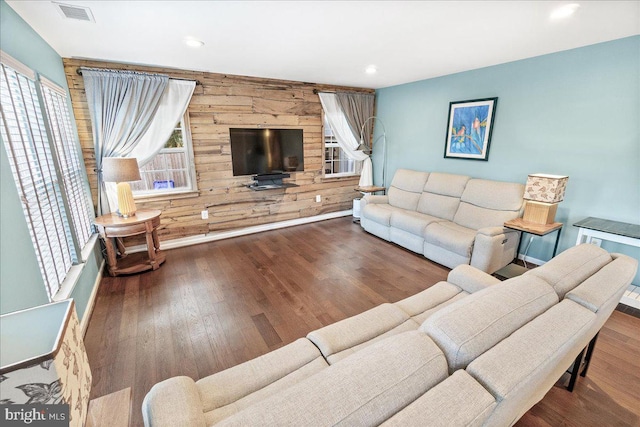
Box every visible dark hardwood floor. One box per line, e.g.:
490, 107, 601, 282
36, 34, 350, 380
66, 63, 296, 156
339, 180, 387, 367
84, 217, 640, 427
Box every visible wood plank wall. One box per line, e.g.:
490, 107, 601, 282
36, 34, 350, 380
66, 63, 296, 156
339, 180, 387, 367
63, 59, 374, 242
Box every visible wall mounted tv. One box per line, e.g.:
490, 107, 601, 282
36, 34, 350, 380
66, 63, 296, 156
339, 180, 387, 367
229, 128, 304, 176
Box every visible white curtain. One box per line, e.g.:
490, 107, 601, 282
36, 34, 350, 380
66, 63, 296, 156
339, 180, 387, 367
318, 93, 373, 186
83, 68, 169, 215
104, 79, 196, 211
129, 79, 196, 166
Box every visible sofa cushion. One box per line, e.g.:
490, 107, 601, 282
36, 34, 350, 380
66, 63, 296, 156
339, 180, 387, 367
196, 338, 326, 413
525, 243, 612, 299
454, 202, 521, 231
417, 172, 470, 220
203, 357, 328, 424
380, 370, 496, 427
421, 275, 558, 372
566, 253, 638, 313
459, 179, 524, 211
388, 169, 429, 211
466, 300, 595, 427
453, 179, 524, 231
216, 331, 449, 427
307, 303, 410, 362
395, 281, 464, 318
390, 210, 442, 235
326, 319, 420, 364
424, 221, 477, 257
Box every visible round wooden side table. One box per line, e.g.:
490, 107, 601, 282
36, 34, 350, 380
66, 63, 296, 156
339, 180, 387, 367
94, 209, 165, 276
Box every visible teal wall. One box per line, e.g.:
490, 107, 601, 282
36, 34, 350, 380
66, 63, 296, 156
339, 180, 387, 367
375, 36, 640, 283
0, 0, 102, 320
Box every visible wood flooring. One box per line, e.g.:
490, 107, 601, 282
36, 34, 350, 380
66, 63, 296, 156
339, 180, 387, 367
83, 217, 640, 427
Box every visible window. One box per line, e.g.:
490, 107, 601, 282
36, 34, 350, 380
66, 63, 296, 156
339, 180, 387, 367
323, 116, 358, 177
0, 52, 94, 298
40, 78, 94, 249
130, 113, 196, 196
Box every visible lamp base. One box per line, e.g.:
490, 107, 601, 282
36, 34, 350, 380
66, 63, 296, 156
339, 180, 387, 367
116, 182, 137, 218
523, 201, 558, 224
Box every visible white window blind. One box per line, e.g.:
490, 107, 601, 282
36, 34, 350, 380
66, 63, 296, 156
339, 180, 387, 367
0, 58, 81, 298
40, 78, 94, 248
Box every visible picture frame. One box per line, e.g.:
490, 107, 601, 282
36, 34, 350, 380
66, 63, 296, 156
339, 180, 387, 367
444, 97, 498, 161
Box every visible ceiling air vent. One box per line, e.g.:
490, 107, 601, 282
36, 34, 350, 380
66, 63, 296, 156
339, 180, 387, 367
53, 2, 95, 22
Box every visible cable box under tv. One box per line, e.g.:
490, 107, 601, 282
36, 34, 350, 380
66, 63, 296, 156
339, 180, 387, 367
253, 173, 291, 182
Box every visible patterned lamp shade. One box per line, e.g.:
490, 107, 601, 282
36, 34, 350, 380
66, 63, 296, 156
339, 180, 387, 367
0, 300, 91, 427
523, 174, 569, 203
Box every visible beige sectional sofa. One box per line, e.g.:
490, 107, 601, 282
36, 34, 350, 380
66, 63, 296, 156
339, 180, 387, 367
142, 244, 637, 427
360, 169, 525, 274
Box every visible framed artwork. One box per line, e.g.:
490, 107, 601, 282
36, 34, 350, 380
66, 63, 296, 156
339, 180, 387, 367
444, 97, 497, 161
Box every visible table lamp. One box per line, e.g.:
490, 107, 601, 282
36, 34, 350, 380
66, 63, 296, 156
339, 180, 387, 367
523, 173, 569, 224
102, 157, 142, 217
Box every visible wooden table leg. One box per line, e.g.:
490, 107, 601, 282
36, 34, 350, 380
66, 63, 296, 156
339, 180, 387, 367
103, 236, 118, 276
151, 229, 160, 253
115, 237, 127, 257
145, 231, 158, 270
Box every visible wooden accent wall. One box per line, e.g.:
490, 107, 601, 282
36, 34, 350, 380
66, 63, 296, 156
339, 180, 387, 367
63, 59, 374, 242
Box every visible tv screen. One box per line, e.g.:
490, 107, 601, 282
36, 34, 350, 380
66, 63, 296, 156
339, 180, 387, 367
230, 128, 304, 176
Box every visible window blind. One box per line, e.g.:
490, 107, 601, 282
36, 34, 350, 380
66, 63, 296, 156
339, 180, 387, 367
40, 78, 94, 249
0, 61, 74, 298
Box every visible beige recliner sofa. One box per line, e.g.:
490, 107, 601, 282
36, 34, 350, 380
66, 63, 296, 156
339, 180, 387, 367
360, 169, 525, 274
142, 244, 637, 426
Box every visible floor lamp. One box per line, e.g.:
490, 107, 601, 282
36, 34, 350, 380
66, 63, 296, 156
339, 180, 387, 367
357, 116, 387, 188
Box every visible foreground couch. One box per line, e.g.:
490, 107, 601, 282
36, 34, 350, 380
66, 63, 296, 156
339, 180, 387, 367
360, 169, 525, 274
142, 244, 637, 426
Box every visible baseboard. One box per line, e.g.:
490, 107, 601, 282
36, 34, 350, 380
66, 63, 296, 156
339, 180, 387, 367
517, 253, 546, 266
81, 259, 105, 337
126, 210, 353, 253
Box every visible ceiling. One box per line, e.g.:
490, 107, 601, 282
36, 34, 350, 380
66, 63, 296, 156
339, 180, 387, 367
6, 1, 640, 89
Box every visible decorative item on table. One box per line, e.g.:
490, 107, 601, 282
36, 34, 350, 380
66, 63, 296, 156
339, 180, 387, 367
444, 97, 497, 161
102, 157, 142, 218
523, 173, 569, 224
0, 300, 91, 427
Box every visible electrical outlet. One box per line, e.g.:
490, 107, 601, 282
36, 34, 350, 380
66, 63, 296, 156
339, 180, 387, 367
201, 210, 209, 220
590, 238, 602, 247
315, 195, 321, 203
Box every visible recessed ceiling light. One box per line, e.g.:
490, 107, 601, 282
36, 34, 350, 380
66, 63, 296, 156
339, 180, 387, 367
184, 37, 205, 48
365, 65, 377, 74
550, 3, 580, 20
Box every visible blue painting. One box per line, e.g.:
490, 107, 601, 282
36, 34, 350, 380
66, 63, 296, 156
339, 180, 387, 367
444, 98, 497, 161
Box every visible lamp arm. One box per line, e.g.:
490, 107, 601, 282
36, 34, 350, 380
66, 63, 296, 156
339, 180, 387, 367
359, 116, 387, 149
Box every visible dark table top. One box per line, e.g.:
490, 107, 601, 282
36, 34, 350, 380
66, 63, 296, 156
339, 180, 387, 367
573, 217, 640, 239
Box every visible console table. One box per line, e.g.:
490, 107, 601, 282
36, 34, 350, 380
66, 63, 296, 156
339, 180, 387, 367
574, 217, 640, 308
94, 209, 165, 276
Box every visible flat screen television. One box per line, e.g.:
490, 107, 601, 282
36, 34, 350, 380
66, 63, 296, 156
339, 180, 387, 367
229, 128, 304, 176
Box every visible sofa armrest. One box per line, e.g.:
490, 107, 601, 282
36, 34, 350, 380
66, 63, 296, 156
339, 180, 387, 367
363, 194, 389, 204
477, 226, 511, 237
471, 230, 520, 274
142, 376, 206, 427
447, 264, 501, 293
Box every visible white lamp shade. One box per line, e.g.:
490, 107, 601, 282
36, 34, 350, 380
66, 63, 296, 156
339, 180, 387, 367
102, 157, 141, 183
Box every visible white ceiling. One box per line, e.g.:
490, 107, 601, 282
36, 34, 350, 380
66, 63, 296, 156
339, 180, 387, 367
6, 1, 640, 89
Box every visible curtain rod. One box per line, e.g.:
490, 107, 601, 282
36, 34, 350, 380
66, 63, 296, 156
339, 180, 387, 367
312, 89, 374, 95
76, 67, 201, 86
